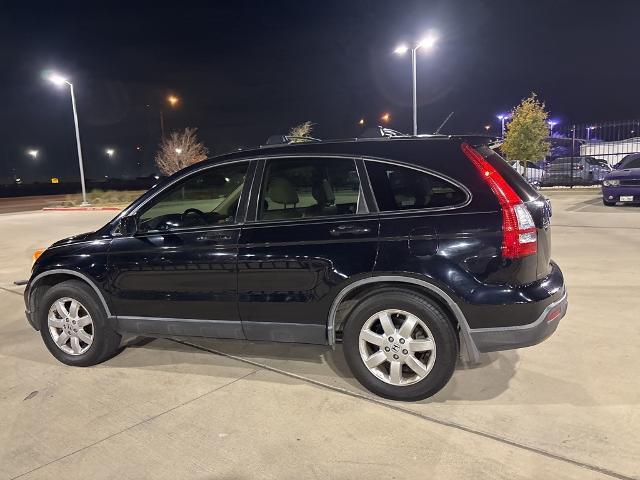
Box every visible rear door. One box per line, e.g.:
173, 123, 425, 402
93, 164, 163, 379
237, 156, 378, 344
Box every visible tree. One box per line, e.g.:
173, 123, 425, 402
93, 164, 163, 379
501, 93, 551, 176
155, 127, 209, 175
288, 121, 315, 142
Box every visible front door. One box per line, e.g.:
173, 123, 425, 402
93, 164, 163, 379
107, 160, 253, 339
237, 156, 379, 344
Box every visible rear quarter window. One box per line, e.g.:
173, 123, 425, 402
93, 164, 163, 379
365, 161, 468, 211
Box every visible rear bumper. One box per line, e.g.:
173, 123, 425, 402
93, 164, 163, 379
469, 289, 568, 352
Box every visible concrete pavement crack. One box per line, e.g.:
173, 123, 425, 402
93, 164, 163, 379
171, 339, 636, 480
10, 368, 260, 480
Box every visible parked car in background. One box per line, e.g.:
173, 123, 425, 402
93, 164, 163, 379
24, 135, 566, 401
545, 156, 610, 185
509, 160, 545, 186
613, 153, 640, 170
602, 156, 640, 205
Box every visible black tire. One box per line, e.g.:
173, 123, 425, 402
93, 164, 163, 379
38, 280, 122, 366
603, 199, 616, 206
342, 288, 458, 401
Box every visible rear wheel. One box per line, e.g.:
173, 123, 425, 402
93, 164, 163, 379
38, 280, 122, 366
342, 289, 458, 401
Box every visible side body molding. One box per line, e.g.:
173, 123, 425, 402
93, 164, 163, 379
327, 275, 481, 363
28, 269, 113, 318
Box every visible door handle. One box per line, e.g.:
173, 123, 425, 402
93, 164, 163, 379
329, 224, 372, 237
196, 231, 233, 242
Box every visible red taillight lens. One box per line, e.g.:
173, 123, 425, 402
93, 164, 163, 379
461, 143, 537, 258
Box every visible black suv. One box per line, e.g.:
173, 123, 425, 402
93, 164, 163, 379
25, 136, 567, 401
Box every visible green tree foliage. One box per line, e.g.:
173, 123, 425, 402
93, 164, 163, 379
502, 93, 551, 165
288, 121, 315, 142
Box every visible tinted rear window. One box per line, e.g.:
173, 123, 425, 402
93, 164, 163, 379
366, 161, 468, 211
475, 146, 539, 202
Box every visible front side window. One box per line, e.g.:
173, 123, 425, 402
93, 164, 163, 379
366, 161, 467, 211
138, 162, 249, 232
259, 158, 364, 221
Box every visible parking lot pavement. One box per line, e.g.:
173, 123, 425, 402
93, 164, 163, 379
0, 193, 638, 480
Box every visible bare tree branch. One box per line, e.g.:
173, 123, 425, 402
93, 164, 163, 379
154, 127, 209, 175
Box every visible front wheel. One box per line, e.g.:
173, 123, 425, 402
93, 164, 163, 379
603, 198, 616, 206
342, 289, 458, 401
38, 280, 122, 366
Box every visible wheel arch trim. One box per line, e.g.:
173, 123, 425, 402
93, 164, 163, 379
28, 269, 112, 318
327, 275, 480, 363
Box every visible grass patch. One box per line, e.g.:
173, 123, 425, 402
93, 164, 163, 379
58, 189, 146, 207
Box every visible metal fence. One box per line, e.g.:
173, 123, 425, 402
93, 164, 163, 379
537, 120, 640, 187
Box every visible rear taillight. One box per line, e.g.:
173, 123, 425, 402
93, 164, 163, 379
461, 143, 537, 258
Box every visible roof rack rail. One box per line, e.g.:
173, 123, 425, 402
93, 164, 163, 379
357, 126, 409, 139
264, 135, 322, 145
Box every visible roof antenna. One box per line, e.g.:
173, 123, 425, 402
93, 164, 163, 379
434, 112, 454, 134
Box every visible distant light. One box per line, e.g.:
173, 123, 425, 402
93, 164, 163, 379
136, 146, 142, 151
484, 125, 491, 131
224, 177, 230, 182
167, 95, 179, 107
27, 149, 39, 158
418, 32, 438, 50
47, 73, 68, 86
394, 44, 409, 55
497, 114, 509, 120
154, 175, 160, 180
15, 178, 22, 183
175, 148, 182, 154
381, 112, 391, 123
548, 120, 558, 127
358, 118, 365, 126
587, 126, 596, 130
105, 148, 115, 157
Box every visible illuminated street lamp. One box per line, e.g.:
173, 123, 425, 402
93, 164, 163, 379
394, 31, 438, 135
160, 94, 180, 138
46, 72, 89, 205
586, 126, 596, 141
175, 148, 183, 155
484, 125, 491, 132
548, 120, 558, 136
27, 149, 39, 159
105, 148, 115, 158
358, 118, 365, 126
497, 114, 510, 137
381, 112, 391, 123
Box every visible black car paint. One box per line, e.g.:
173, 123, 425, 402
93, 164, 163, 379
26, 137, 566, 358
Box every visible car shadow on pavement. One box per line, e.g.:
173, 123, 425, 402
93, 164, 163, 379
117, 336, 521, 403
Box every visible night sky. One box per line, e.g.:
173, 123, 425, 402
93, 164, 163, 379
1, 0, 639, 183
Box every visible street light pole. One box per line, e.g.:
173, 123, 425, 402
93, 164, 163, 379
411, 46, 418, 135
68, 82, 89, 205
394, 32, 437, 136
47, 73, 89, 205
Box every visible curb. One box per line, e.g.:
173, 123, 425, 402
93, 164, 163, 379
42, 207, 122, 212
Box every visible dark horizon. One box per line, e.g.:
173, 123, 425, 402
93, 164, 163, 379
1, 0, 639, 183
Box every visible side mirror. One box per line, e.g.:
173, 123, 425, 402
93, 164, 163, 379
117, 215, 138, 236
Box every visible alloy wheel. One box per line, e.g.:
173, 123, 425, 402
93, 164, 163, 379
358, 309, 436, 386
47, 297, 94, 355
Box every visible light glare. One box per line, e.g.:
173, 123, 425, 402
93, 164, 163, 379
394, 44, 409, 55
418, 33, 438, 50
48, 73, 68, 86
